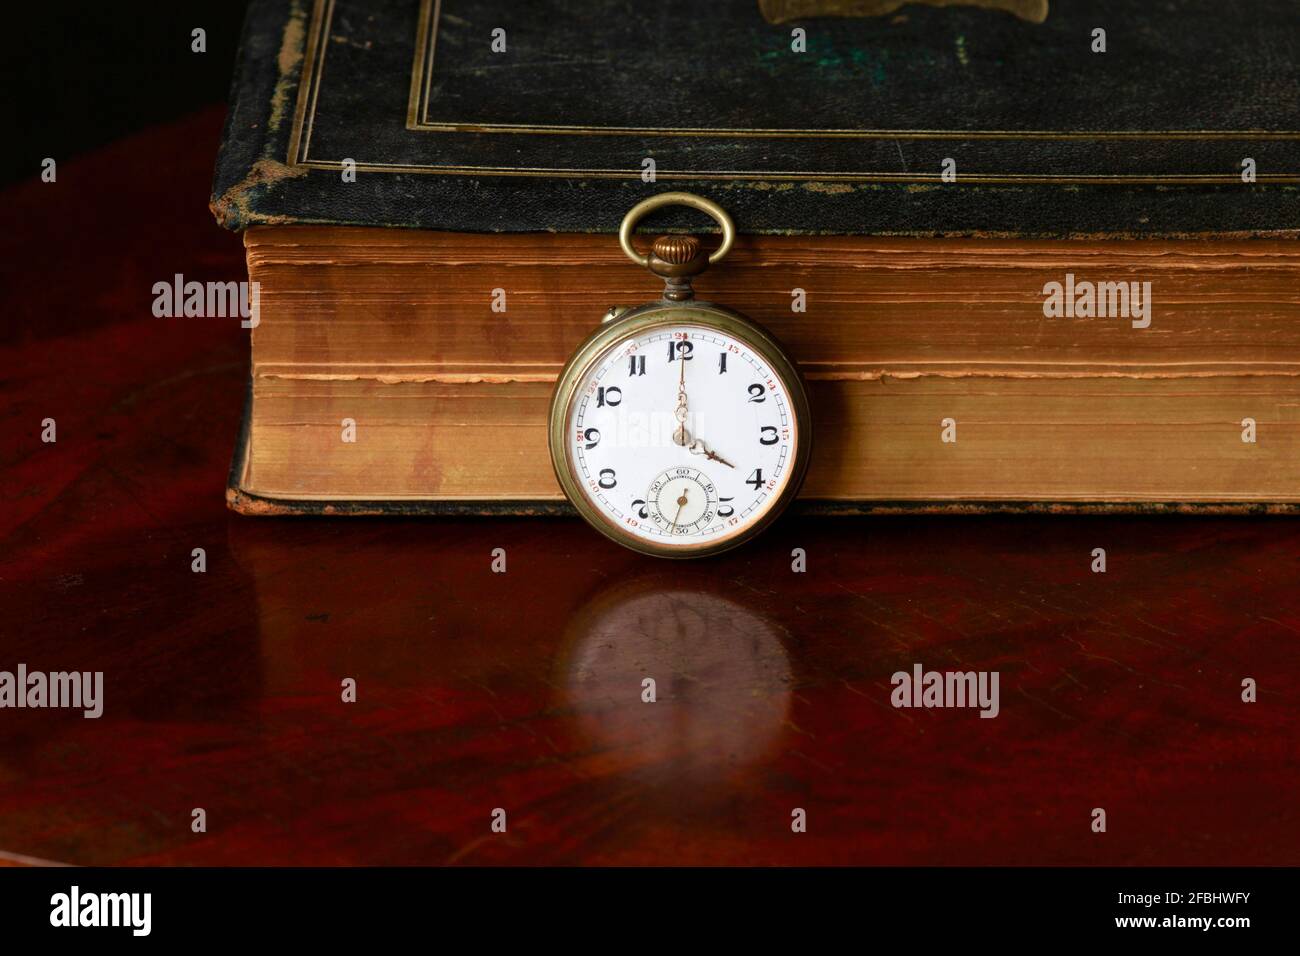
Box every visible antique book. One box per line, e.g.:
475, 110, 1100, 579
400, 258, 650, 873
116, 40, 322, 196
212, 0, 1300, 514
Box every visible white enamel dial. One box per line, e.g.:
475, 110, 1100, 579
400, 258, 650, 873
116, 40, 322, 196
558, 317, 805, 554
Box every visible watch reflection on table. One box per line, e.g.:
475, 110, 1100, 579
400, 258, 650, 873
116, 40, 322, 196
555, 573, 794, 793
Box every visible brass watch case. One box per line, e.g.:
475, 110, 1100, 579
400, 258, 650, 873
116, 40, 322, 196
548, 300, 813, 559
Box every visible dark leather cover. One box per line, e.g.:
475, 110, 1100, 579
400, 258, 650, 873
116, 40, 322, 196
211, 0, 1300, 237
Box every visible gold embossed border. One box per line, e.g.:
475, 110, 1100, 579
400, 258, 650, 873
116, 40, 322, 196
287, 0, 1300, 182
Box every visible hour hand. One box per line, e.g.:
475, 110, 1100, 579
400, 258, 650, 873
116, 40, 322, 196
687, 438, 735, 469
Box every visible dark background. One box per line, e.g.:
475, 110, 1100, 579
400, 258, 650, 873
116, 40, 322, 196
4, 1, 249, 186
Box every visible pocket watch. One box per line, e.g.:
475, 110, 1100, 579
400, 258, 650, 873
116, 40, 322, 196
549, 192, 812, 558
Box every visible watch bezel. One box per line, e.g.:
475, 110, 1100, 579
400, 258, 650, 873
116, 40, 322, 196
548, 300, 813, 559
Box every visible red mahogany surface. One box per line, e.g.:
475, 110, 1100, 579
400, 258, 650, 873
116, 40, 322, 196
0, 109, 1297, 866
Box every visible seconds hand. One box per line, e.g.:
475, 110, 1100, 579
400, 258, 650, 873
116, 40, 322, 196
670, 486, 689, 532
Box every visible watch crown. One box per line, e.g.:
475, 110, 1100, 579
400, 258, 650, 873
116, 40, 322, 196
651, 235, 701, 265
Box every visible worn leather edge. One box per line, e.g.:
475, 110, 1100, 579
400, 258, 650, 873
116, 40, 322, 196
210, 0, 310, 230
226, 491, 1300, 518
214, 172, 1300, 239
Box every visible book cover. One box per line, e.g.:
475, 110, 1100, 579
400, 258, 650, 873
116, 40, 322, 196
211, 0, 1300, 238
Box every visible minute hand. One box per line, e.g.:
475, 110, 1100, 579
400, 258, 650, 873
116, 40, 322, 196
672, 353, 691, 446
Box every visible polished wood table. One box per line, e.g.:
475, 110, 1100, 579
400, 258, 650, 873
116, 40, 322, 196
1, 108, 1297, 866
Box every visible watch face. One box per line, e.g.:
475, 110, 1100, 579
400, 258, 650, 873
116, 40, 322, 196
551, 306, 811, 556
